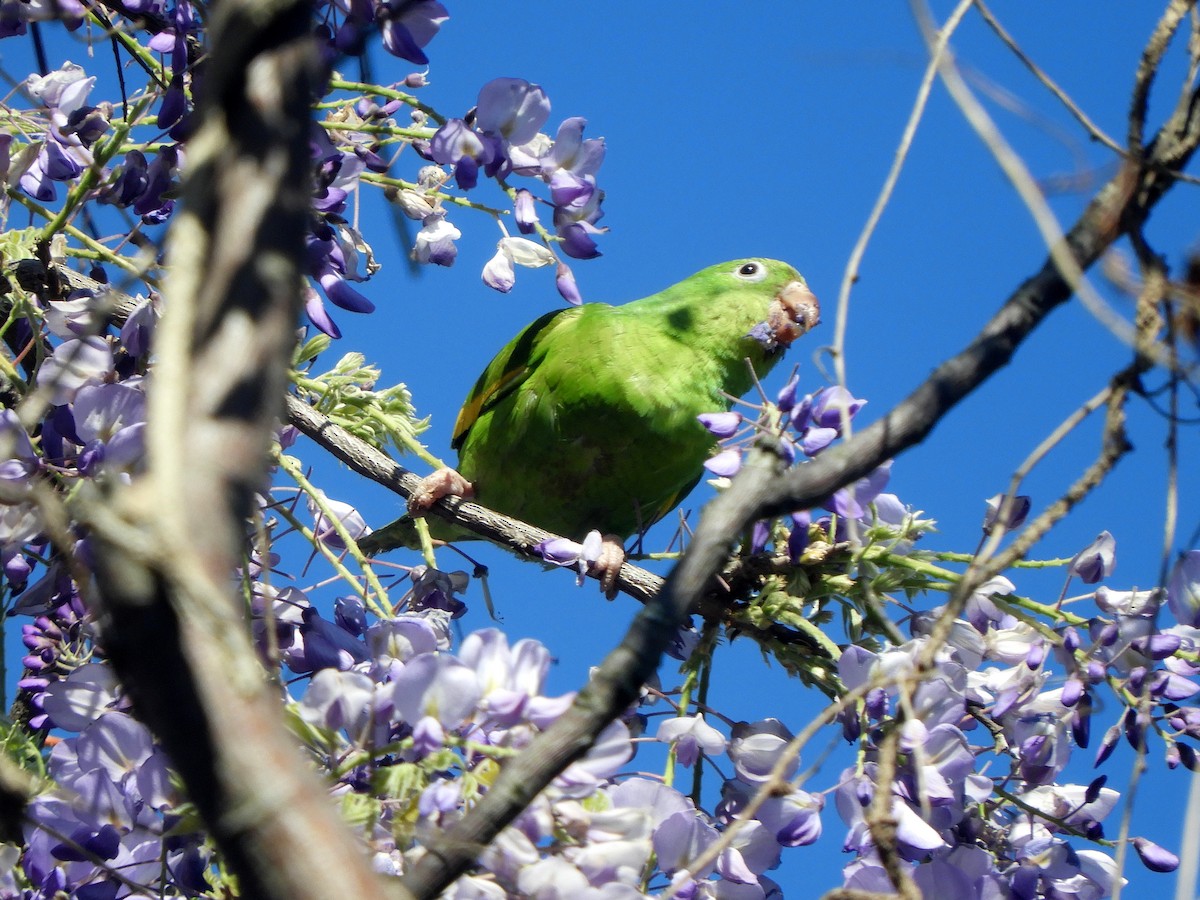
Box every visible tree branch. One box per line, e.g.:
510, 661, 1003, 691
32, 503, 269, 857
79, 3, 403, 898
288, 395, 837, 672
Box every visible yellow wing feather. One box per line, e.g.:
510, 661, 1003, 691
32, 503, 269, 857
450, 307, 580, 451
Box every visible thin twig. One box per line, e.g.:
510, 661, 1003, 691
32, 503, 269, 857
914, 0, 1158, 357
1129, 0, 1194, 154
977, 382, 1115, 565
974, 0, 1126, 156
831, 0, 973, 393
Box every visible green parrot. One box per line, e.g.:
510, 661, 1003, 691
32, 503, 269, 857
369, 258, 819, 591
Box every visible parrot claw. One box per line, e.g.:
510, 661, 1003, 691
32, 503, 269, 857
408, 467, 475, 516
589, 535, 626, 599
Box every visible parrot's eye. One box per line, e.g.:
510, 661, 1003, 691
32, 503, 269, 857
734, 261, 767, 282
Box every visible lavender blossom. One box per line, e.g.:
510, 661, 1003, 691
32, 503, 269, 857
1069, 531, 1116, 584
982, 492, 1032, 533
379, 0, 449, 64
534, 531, 604, 586
656, 714, 727, 767
413, 212, 462, 266
1168, 550, 1200, 627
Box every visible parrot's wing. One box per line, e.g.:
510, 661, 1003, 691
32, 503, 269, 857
451, 306, 581, 451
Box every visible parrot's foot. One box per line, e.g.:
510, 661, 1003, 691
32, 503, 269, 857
408, 467, 475, 516
589, 535, 626, 599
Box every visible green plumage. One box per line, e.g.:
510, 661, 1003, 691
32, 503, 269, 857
450, 257, 817, 539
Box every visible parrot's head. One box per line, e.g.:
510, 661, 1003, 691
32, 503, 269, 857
728, 259, 820, 353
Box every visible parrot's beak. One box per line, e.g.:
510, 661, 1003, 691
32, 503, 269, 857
767, 281, 820, 347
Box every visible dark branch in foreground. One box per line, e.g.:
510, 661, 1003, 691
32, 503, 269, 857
79, 3, 403, 899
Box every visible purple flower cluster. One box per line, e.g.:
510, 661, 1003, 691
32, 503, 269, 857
210, 540, 824, 893
15, 63, 104, 204
307, 68, 607, 331
1, 286, 155, 624
819, 523, 1198, 895
314, 0, 449, 63
833, 622, 1170, 896
267, 589, 826, 895
11, 38, 191, 213
22, 707, 211, 898
423, 76, 607, 299
302, 125, 387, 337
695, 379, 906, 561
0, 207, 160, 813
14, 15, 612, 341
3, 11, 602, 339
11, 568, 213, 895
16, 576, 97, 731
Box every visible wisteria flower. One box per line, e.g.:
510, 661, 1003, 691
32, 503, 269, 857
25, 61, 94, 114
379, 0, 449, 64
556, 262, 582, 305
728, 719, 797, 784
1069, 531, 1116, 584
429, 117, 502, 189
542, 116, 605, 179
1168, 550, 1200, 627
481, 236, 556, 292
475, 77, 551, 147
391, 651, 482, 733
983, 493, 1032, 533
698, 411, 742, 438
73, 382, 147, 474
297, 668, 380, 737
704, 447, 743, 478
308, 490, 373, 549
40, 663, 120, 731
656, 714, 726, 767
535, 530, 604, 586
36, 336, 113, 405
1132, 837, 1180, 872
459, 628, 559, 728
413, 212, 462, 266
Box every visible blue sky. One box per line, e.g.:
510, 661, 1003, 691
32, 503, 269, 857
5, 3, 1200, 896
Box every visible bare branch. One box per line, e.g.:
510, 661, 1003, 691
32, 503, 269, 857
974, 0, 1127, 157
1130, 0, 1194, 154
917, 0, 1152, 354
831, 0, 973, 390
